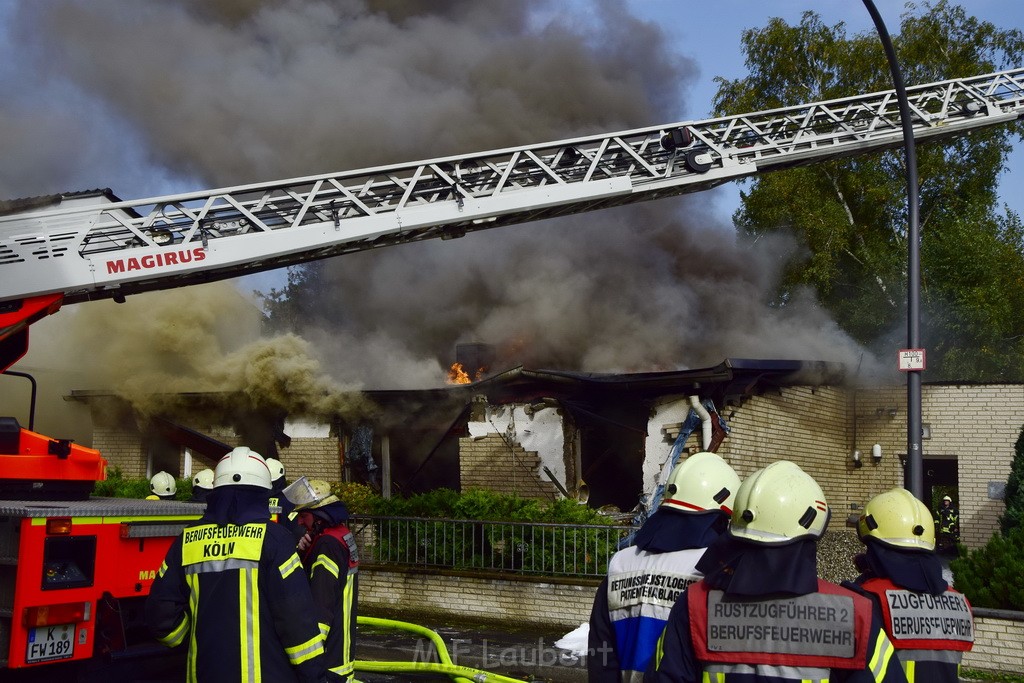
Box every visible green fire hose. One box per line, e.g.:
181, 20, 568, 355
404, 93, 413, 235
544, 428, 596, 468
353, 615, 535, 683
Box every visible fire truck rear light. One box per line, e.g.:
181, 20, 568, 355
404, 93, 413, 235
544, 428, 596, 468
23, 601, 88, 627
46, 517, 73, 535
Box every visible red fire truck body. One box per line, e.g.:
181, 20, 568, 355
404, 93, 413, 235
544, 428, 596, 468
0, 494, 202, 669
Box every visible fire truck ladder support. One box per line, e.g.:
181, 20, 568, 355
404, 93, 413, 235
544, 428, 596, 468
1, 68, 1022, 308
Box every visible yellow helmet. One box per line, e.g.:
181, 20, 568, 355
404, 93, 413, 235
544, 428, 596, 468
729, 461, 829, 545
858, 488, 935, 551
214, 446, 272, 489
192, 468, 215, 490
150, 471, 177, 496
662, 451, 741, 515
294, 479, 340, 511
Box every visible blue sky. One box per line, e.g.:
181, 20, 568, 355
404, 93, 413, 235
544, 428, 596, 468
622, 0, 1024, 223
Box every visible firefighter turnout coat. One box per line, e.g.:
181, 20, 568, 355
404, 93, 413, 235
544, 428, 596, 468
301, 504, 360, 681
853, 577, 973, 683
646, 579, 908, 683
146, 487, 326, 682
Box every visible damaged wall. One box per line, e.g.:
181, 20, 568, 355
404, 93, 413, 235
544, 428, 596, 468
461, 403, 572, 501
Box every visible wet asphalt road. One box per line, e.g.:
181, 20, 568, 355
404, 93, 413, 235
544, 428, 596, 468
5, 618, 585, 682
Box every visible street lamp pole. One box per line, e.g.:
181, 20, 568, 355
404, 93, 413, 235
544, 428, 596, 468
862, 0, 924, 500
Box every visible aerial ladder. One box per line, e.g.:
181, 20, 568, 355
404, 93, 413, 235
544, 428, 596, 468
2, 67, 1023, 370
0, 67, 1021, 674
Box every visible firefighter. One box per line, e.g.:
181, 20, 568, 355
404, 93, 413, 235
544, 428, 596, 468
145, 446, 327, 682
646, 460, 908, 683
845, 488, 973, 682
189, 468, 214, 503
147, 470, 177, 500
936, 495, 959, 554
588, 451, 740, 683
294, 479, 359, 682
267, 456, 304, 542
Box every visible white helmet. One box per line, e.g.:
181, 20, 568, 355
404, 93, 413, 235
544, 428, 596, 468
265, 457, 285, 483
662, 451, 740, 515
214, 446, 272, 489
192, 468, 215, 491
859, 488, 935, 552
729, 461, 829, 545
150, 471, 176, 497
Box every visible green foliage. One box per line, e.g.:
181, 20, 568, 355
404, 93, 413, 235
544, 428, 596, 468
949, 525, 1024, 610
342, 487, 619, 577
713, 2, 1024, 380
91, 468, 191, 501
92, 467, 150, 498
89, 475, 619, 575
961, 668, 1024, 683
1000, 425, 1024, 534
335, 481, 382, 515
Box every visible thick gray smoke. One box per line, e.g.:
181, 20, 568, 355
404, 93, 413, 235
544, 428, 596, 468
0, 0, 883, 443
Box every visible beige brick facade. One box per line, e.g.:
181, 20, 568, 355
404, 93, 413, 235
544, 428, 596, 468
92, 426, 147, 478
921, 384, 1019, 548
280, 437, 343, 482
459, 433, 560, 500
359, 567, 598, 630
963, 614, 1024, 673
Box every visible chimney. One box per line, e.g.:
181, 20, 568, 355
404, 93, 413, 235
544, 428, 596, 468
455, 343, 495, 379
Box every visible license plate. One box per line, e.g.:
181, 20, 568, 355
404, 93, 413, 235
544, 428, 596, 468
26, 624, 75, 663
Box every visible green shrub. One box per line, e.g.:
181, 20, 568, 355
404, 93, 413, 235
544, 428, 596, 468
91, 468, 191, 501
335, 482, 382, 514
950, 525, 1024, 610
90, 473, 619, 574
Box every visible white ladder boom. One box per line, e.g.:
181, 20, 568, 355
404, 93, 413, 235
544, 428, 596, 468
1, 67, 1022, 306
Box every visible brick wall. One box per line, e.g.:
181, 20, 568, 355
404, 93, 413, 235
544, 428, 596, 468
92, 426, 147, 478
359, 567, 598, 630
460, 434, 560, 501
796, 383, 1018, 549
963, 613, 1024, 673
920, 385, 1019, 548
279, 437, 342, 482
358, 568, 1023, 675
715, 386, 907, 518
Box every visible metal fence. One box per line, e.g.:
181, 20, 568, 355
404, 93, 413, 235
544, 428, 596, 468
349, 515, 633, 578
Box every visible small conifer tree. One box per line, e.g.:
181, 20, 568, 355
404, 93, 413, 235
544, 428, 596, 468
950, 526, 1024, 610
1000, 424, 1024, 534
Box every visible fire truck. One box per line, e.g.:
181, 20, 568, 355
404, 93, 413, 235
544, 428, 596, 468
0, 67, 1022, 673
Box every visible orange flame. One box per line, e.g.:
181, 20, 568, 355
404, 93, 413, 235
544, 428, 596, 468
446, 362, 487, 384
447, 362, 472, 384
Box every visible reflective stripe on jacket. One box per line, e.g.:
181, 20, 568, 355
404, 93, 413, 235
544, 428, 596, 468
303, 524, 359, 681
146, 521, 326, 683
